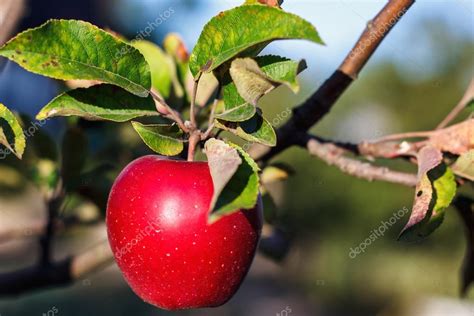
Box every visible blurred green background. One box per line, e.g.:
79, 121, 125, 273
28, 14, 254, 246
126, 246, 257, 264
0, 0, 473, 315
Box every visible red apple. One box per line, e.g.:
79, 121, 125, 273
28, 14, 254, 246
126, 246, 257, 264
106, 155, 262, 310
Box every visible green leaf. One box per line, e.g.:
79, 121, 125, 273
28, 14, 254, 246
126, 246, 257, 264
0, 20, 151, 97
452, 149, 474, 181
257, 55, 307, 93
218, 55, 306, 122
189, 5, 323, 77
215, 112, 277, 146
36, 84, 158, 122
215, 103, 256, 122
163, 33, 188, 101
132, 40, 174, 99
229, 58, 279, 106
205, 139, 260, 222
399, 146, 457, 242
0, 103, 25, 159
131, 121, 184, 156
467, 99, 474, 111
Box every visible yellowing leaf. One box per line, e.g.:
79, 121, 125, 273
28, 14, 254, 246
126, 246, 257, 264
205, 139, 260, 222
132, 122, 184, 156
215, 112, 276, 146
452, 149, 474, 181
189, 5, 323, 76
132, 40, 175, 99
36, 84, 158, 122
399, 146, 457, 242
0, 103, 25, 159
0, 20, 151, 97
218, 55, 306, 122
230, 58, 278, 106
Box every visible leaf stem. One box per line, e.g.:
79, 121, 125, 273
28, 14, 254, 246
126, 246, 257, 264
189, 78, 200, 129
149, 89, 188, 132
202, 123, 215, 140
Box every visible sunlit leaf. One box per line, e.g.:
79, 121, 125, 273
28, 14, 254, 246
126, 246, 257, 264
230, 58, 278, 106
131, 121, 184, 156
36, 84, 158, 122
189, 5, 323, 76
215, 103, 256, 122
399, 146, 457, 242
0, 103, 25, 159
132, 40, 174, 99
205, 138, 260, 222
215, 112, 276, 146
163, 33, 188, 102
0, 20, 151, 96
218, 55, 306, 122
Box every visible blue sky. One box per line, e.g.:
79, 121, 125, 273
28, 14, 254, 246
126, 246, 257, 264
114, 0, 473, 81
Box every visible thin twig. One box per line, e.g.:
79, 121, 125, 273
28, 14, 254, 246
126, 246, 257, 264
201, 123, 215, 140
189, 78, 200, 129
207, 96, 219, 127
437, 78, 474, 129
251, 0, 416, 163
149, 89, 188, 132
304, 136, 418, 187
370, 130, 434, 143
202, 98, 220, 140
0, 240, 113, 296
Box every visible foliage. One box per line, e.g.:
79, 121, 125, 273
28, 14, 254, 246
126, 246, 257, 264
0, 1, 322, 219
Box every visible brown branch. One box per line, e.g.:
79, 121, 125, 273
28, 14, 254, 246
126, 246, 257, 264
0, 0, 418, 298
437, 78, 474, 129
0, 241, 113, 296
251, 0, 415, 163
304, 136, 418, 187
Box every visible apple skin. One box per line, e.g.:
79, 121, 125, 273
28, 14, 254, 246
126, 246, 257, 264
106, 155, 263, 310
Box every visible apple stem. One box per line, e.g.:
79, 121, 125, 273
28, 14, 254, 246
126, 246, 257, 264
187, 132, 201, 162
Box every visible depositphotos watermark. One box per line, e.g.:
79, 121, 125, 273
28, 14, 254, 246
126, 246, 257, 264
42, 306, 59, 316
115, 221, 161, 260
241, 107, 292, 151
276, 306, 292, 316
115, 7, 175, 59
348, 206, 409, 259
347, 6, 408, 60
